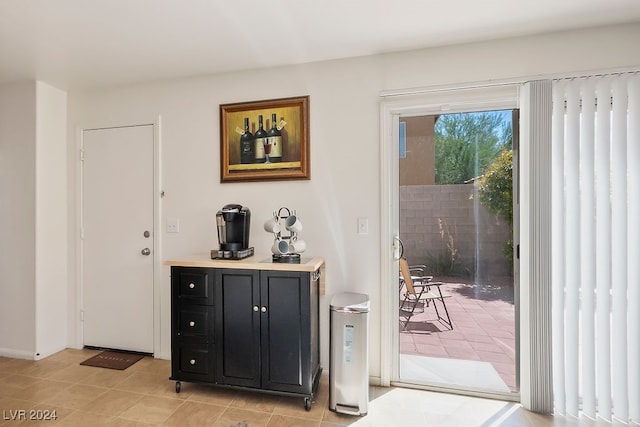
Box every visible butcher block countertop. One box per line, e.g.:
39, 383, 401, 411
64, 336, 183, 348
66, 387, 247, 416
164, 254, 324, 273
165, 254, 325, 294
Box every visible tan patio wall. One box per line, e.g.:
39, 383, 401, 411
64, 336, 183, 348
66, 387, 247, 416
400, 183, 513, 279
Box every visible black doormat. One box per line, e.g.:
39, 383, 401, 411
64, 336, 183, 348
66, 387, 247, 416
80, 351, 145, 370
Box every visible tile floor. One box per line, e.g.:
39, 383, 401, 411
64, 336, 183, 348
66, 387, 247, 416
0, 348, 604, 426
400, 277, 518, 392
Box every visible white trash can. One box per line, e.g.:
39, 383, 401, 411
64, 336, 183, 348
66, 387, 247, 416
329, 292, 370, 416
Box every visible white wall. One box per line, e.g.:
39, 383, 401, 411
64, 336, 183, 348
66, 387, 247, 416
35, 81, 68, 359
67, 23, 640, 376
0, 81, 37, 358
0, 81, 68, 360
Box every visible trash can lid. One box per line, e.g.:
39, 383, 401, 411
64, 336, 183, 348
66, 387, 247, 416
330, 292, 370, 313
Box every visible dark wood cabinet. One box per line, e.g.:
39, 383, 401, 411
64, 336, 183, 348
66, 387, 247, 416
169, 259, 322, 410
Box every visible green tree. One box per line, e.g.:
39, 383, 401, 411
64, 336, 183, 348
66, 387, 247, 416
434, 112, 511, 184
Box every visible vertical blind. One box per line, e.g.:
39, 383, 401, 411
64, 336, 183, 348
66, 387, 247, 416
551, 73, 639, 423
521, 80, 554, 413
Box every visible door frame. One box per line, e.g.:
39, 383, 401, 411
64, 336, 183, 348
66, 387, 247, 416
379, 85, 520, 398
73, 117, 162, 357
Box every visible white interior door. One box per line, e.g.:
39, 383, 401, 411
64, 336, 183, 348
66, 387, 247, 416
82, 125, 154, 353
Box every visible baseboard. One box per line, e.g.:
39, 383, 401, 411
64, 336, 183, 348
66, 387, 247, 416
34, 344, 69, 360
0, 348, 37, 360
155, 350, 171, 360
369, 376, 382, 386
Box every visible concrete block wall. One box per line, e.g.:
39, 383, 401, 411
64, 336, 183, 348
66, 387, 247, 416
400, 183, 512, 279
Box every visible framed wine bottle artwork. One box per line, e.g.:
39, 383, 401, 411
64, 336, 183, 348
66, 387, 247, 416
220, 95, 310, 182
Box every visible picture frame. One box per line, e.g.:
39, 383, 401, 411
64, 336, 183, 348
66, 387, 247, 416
220, 95, 310, 182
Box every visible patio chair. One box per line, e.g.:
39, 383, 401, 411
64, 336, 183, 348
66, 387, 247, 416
399, 257, 453, 331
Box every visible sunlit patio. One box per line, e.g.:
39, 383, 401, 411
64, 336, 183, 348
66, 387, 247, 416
399, 277, 517, 393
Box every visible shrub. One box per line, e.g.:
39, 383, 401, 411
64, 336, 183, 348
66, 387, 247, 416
476, 149, 514, 272
476, 150, 513, 225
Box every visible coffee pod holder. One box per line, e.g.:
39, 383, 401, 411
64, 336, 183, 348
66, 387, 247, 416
264, 207, 305, 264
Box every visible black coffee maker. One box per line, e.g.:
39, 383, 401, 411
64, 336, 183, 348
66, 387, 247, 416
213, 204, 254, 259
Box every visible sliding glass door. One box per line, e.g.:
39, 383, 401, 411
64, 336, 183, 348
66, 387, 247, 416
380, 84, 521, 400
397, 109, 519, 397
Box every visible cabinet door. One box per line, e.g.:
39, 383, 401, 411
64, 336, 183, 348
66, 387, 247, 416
214, 269, 261, 387
260, 270, 312, 394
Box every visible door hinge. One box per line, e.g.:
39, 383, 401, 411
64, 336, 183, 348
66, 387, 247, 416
80, 149, 85, 161
80, 227, 85, 240
80, 310, 84, 321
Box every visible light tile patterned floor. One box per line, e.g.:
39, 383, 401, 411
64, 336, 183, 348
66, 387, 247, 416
0, 348, 604, 426
400, 278, 518, 392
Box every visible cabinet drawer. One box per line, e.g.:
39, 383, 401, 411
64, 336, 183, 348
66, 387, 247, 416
175, 268, 213, 304
180, 347, 210, 375
176, 305, 213, 341
171, 344, 214, 382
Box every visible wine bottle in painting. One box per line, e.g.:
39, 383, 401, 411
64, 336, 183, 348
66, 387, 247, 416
267, 113, 282, 162
240, 117, 254, 164
254, 115, 267, 163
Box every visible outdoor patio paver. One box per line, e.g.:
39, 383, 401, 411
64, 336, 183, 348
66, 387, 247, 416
400, 278, 517, 392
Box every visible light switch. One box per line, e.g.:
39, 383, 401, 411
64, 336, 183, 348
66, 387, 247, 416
167, 218, 180, 233
357, 218, 368, 235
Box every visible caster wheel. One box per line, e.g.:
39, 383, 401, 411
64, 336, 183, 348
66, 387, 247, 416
304, 397, 312, 411
175, 381, 181, 393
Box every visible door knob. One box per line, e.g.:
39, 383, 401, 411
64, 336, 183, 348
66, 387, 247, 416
141, 248, 151, 256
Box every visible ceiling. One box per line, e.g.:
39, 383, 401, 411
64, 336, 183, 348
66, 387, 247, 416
1, 0, 640, 90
